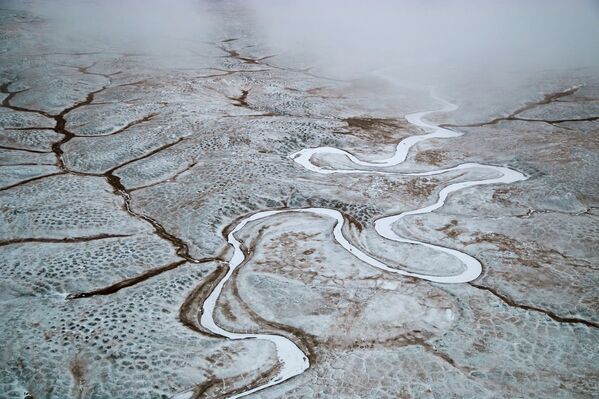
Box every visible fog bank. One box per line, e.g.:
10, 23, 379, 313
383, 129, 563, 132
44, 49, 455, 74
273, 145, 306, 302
5, 0, 599, 84
248, 0, 599, 84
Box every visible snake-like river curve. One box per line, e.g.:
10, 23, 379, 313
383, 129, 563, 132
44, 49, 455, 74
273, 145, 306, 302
174, 92, 528, 399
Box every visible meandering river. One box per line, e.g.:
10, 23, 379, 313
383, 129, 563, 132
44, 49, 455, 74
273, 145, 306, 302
175, 93, 527, 398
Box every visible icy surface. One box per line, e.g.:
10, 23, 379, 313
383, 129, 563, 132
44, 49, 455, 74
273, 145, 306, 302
1, 3, 598, 399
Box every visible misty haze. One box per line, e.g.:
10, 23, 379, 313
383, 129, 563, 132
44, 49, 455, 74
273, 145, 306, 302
1, 1, 598, 398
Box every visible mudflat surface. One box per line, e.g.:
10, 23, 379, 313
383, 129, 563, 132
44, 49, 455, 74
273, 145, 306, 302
1, 3, 598, 399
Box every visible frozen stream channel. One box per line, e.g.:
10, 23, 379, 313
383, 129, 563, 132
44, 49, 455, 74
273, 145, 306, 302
175, 94, 527, 398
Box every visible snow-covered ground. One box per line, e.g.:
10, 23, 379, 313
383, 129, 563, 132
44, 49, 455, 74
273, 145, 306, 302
1, 3, 599, 398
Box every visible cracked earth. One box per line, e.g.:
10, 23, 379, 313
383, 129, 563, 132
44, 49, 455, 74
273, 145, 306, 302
1, 3, 599, 399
